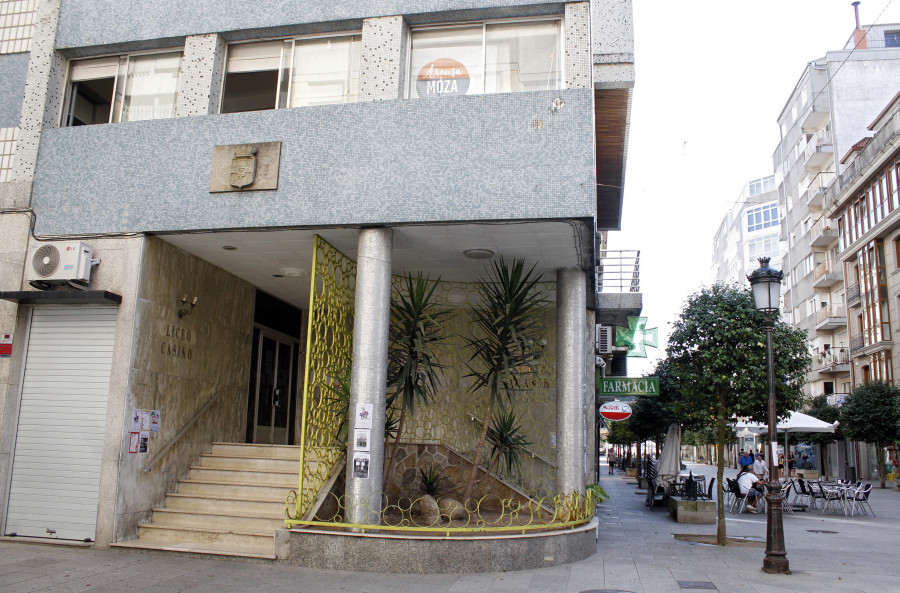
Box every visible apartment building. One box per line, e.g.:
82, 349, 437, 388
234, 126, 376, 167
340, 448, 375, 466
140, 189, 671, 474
0, 0, 637, 567
772, 20, 900, 404
710, 175, 780, 285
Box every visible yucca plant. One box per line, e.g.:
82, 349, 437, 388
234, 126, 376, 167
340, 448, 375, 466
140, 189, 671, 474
418, 465, 447, 497
460, 258, 544, 502
383, 273, 452, 492
486, 410, 532, 475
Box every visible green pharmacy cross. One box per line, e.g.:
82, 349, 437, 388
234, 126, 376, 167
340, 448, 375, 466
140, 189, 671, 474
615, 317, 658, 358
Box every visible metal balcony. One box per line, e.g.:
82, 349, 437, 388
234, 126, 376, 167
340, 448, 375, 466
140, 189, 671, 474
804, 129, 834, 172
814, 348, 850, 374
809, 218, 838, 247
812, 261, 842, 288
846, 283, 861, 307
814, 305, 846, 332
826, 393, 849, 407
850, 334, 864, 353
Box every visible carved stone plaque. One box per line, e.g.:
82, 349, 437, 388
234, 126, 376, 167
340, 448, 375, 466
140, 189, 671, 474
210, 141, 281, 192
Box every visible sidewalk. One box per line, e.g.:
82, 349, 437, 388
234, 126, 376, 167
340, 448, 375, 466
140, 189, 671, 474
1, 459, 898, 592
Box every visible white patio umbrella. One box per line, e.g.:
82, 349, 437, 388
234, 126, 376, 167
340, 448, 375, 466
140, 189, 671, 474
656, 423, 682, 482
731, 411, 838, 468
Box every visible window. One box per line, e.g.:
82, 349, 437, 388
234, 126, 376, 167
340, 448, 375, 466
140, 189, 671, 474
221, 35, 361, 113
886, 30, 900, 48
747, 233, 779, 265
63, 52, 183, 126
0, 126, 16, 182
0, 0, 36, 54
408, 19, 562, 99
746, 202, 778, 232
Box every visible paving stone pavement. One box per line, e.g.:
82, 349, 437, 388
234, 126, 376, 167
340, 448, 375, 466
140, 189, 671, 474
2, 459, 899, 593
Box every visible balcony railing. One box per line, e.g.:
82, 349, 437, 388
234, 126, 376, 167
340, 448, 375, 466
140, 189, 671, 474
814, 348, 849, 369
850, 334, 864, 353
826, 393, 849, 407
847, 283, 861, 307
597, 250, 640, 293
813, 261, 832, 280
815, 305, 845, 324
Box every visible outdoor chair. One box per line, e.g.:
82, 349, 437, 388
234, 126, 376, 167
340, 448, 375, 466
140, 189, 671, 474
780, 480, 794, 515
817, 482, 843, 515
701, 477, 716, 501
851, 484, 875, 517
806, 480, 825, 510
728, 479, 749, 514
793, 478, 813, 509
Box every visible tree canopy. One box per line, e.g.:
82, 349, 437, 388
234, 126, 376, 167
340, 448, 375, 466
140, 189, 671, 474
840, 380, 900, 487
666, 283, 810, 543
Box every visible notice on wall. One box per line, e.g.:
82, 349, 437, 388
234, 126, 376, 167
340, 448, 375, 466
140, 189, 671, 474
354, 429, 370, 452
129, 432, 140, 454
352, 453, 370, 479
150, 410, 160, 433
131, 409, 142, 432
0, 333, 12, 358
140, 410, 152, 431
138, 432, 150, 454
356, 404, 373, 429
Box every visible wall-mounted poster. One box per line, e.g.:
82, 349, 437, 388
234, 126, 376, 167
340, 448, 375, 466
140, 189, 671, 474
129, 432, 140, 454
356, 403, 373, 429
131, 409, 141, 432
352, 453, 370, 479
150, 410, 160, 432
138, 432, 150, 454
0, 332, 12, 358
354, 429, 370, 452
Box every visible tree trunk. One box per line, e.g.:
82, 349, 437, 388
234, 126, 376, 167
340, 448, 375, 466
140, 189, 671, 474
461, 398, 493, 502
820, 443, 828, 481
382, 408, 406, 496
716, 398, 727, 546
877, 442, 887, 488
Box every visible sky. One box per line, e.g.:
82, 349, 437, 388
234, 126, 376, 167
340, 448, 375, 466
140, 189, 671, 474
610, 0, 900, 376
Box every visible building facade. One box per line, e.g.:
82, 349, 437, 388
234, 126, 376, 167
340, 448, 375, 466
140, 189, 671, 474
772, 21, 900, 407
0, 0, 636, 563
710, 175, 780, 285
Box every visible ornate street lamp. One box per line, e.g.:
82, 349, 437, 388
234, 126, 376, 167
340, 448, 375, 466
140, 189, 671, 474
747, 257, 789, 575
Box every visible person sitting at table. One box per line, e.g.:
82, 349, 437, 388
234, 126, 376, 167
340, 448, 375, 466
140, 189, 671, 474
737, 465, 765, 513
799, 455, 814, 470
753, 453, 769, 481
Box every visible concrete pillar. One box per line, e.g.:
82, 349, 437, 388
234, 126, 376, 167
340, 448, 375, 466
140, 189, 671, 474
584, 309, 596, 485
345, 228, 392, 524
359, 16, 408, 101
175, 34, 226, 117
556, 268, 586, 494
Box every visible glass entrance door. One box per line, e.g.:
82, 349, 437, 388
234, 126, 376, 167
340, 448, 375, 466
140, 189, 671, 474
251, 332, 295, 444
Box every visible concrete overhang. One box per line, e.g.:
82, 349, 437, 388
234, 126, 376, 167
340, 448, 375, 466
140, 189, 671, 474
594, 292, 642, 327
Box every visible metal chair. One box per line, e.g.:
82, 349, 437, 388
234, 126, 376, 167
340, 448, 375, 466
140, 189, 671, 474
728, 479, 749, 514
780, 480, 794, 515
851, 484, 875, 517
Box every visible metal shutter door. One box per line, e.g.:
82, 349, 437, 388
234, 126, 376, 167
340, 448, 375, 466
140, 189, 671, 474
5, 306, 117, 541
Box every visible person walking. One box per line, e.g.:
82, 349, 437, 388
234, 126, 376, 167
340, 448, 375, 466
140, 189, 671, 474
608, 450, 617, 475
753, 452, 769, 481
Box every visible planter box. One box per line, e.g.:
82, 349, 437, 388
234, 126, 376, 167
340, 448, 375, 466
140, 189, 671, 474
625, 469, 637, 478
668, 498, 716, 524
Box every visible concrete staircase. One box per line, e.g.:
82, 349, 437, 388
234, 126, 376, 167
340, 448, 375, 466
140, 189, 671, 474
112, 443, 302, 559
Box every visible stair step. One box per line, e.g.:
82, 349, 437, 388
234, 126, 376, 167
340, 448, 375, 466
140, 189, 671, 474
165, 493, 287, 515
188, 466, 297, 486
136, 524, 274, 551
150, 508, 285, 532
110, 539, 275, 560
177, 479, 310, 501
210, 443, 304, 460
199, 454, 305, 472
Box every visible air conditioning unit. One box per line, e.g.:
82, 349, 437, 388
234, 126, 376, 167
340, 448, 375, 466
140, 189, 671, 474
28, 241, 94, 287
596, 325, 614, 354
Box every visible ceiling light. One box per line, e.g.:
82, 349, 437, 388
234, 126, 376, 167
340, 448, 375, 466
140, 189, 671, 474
279, 268, 307, 278
463, 249, 495, 260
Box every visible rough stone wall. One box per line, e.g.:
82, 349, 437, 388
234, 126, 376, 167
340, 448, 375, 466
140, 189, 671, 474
113, 236, 254, 541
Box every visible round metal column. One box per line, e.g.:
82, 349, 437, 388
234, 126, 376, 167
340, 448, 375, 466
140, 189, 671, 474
556, 268, 586, 495
345, 227, 392, 524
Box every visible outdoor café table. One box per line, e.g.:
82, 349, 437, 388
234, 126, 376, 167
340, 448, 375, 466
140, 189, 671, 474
672, 473, 706, 498
819, 481, 854, 516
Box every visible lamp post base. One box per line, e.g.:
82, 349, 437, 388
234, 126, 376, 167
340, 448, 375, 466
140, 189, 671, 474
762, 482, 790, 574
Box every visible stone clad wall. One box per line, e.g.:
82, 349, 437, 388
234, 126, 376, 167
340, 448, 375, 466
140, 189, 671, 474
112, 236, 254, 541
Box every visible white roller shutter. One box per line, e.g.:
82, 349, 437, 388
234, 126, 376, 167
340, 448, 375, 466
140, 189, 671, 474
5, 306, 117, 541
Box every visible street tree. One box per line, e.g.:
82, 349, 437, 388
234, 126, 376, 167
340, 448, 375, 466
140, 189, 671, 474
840, 380, 900, 488
667, 283, 810, 544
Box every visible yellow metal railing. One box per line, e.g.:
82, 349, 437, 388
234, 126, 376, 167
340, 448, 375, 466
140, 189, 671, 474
285, 490, 596, 534
289, 235, 357, 520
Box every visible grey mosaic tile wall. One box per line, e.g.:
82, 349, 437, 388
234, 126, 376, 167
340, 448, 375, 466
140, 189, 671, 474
175, 34, 225, 117
55, 0, 566, 50
0, 52, 28, 127
30, 89, 594, 236
359, 16, 407, 101
565, 2, 590, 89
